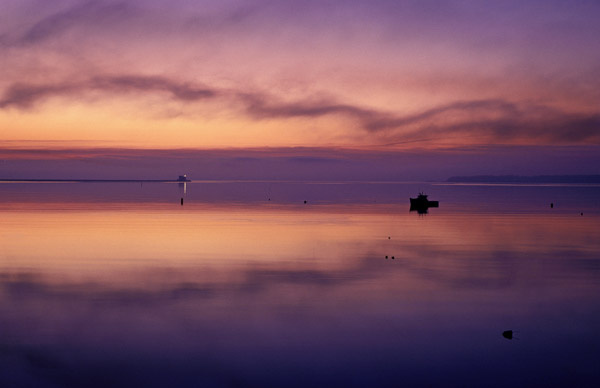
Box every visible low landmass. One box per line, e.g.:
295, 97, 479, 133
446, 175, 600, 184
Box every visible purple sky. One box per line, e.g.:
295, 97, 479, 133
1, 0, 599, 179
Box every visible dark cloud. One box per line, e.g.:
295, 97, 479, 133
383, 104, 600, 144
0, 82, 80, 109
4, 0, 267, 49
90, 75, 217, 100
237, 92, 381, 121
357, 99, 600, 144
1, 74, 599, 144
3, 144, 600, 182
0, 75, 217, 108
184, 2, 267, 31
364, 99, 523, 132
16, 1, 135, 46
239, 95, 600, 144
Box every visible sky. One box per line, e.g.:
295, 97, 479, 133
1, 0, 599, 179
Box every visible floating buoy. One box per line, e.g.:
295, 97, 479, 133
180, 198, 184, 205
502, 330, 513, 340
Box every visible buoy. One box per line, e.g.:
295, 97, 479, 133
550, 202, 554, 208
502, 330, 514, 340
180, 198, 184, 205
392, 256, 395, 259
385, 256, 388, 259
304, 200, 307, 204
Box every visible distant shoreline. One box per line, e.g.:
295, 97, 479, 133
3, 176, 600, 184
446, 175, 600, 184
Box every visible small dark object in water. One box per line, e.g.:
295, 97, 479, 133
391, 256, 395, 259
388, 236, 391, 239
180, 198, 183, 205
385, 256, 388, 259
502, 330, 513, 340
581, 212, 583, 216
550, 202, 554, 208
304, 200, 307, 204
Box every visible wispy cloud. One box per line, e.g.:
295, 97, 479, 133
3, 0, 265, 48
1, 74, 599, 144
0, 75, 217, 108
239, 95, 600, 144
364, 100, 522, 132
13, 1, 136, 46
237, 92, 382, 121
0, 82, 80, 109
367, 99, 600, 144
90, 75, 217, 101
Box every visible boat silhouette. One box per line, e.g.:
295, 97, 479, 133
410, 192, 439, 213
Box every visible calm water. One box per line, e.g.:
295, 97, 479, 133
1, 182, 600, 387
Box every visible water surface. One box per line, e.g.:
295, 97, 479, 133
1, 182, 599, 387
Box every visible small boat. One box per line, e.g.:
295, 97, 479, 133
177, 175, 190, 182
410, 192, 439, 213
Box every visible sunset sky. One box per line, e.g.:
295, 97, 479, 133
1, 0, 599, 179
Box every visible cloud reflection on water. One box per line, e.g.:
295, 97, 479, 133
1, 188, 600, 387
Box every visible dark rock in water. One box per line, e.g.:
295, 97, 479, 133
502, 330, 513, 340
